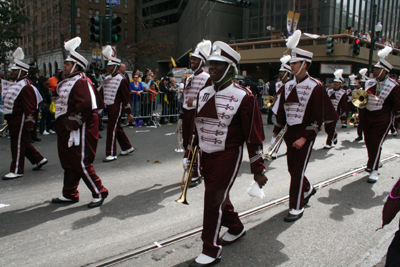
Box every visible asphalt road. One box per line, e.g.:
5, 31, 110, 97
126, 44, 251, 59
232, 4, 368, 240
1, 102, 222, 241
0, 115, 399, 267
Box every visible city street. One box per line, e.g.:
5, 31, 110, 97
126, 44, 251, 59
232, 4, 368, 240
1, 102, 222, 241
0, 115, 399, 267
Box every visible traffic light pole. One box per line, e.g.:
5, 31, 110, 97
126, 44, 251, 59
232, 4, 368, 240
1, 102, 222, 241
71, 0, 76, 38
368, 3, 377, 75
104, 1, 112, 45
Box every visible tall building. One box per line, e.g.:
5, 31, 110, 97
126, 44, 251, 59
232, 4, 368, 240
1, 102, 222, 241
15, 0, 135, 77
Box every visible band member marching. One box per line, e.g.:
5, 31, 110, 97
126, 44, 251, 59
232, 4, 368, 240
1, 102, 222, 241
2, 47, 48, 180
362, 46, 400, 183
354, 68, 368, 142
100, 46, 134, 162
181, 40, 212, 187
324, 69, 348, 149
268, 54, 292, 160
273, 30, 338, 222
51, 37, 108, 208
186, 41, 267, 266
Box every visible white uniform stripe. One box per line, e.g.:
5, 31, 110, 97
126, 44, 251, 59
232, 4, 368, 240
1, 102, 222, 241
14, 114, 25, 173
212, 146, 243, 258
110, 103, 123, 156
80, 122, 100, 195
296, 141, 314, 210
372, 113, 393, 169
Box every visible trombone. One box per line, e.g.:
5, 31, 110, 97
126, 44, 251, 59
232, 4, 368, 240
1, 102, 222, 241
176, 135, 198, 205
263, 95, 277, 109
265, 125, 287, 161
175, 119, 184, 152
0, 122, 7, 134
352, 90, 369, 108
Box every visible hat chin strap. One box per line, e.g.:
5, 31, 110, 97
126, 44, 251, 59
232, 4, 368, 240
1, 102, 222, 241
17, 69, 22, 80
112, 65, 118, 75
378, 68, 384, 79
69, 62, 77, 76
216, 63, 233, 84
194, 59, 205, 73
282, 72, 289, 81
295, 61, 305, 77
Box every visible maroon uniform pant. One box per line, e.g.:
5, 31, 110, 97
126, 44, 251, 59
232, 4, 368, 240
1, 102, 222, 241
324, 121, 337, 146
363, 110, 392, 171
106, 103, 132, 156
56, 113, 108, 201
182, 108, 201, 177
7, 114, 44, 174
201, 147, 245, 259
284, 125, 313, 210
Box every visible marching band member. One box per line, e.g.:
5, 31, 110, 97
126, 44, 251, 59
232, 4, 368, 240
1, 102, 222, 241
268, 54, 292, 159
348, 73, 358, 124
362, 46, 400, 183
324, 69, 347, 149
51, 37, 108, 208
354, 68, 369, 141
100, 46, 134, 162
187, 41, 267, 267
273, 30, 337, 222
2, 48, 48, 180
181, 40, 212, 187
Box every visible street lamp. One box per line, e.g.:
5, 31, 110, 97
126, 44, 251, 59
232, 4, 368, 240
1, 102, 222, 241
375, 22, 383, 45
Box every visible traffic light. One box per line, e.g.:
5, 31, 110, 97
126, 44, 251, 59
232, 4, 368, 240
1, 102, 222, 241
326, 36, 334, 56
236, 0, 252, 7
89, 17, 101, 43
111, 16, 122, 43
353, 38, 360, 56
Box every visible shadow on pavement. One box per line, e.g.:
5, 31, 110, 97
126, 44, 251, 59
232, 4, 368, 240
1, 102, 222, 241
173, 210, 292, 267
72, 183, 181, 229
318, 175, 388, 221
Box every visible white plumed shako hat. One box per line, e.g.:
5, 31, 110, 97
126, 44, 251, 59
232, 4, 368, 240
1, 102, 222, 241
359, 68, 369, 82
333, 69, 344, 83
279, 55, 292, 72
349, 74, 357, 86
192, 40, 212, 64
64, 37, 88, 70
287, 30, 313, 63
11, 47, 29, 72
374, 46, 393, 72
208, 41, 240, 67
103, 45, 121, 66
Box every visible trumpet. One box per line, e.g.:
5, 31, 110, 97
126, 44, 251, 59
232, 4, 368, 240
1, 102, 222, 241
265, 124, 287, 161
0, 122, 8, 134
175, 119, 184, 152
348, 113, 359, 126
176, 135, 198, 205
352, 90, 369, 108
263, 95, 277, 109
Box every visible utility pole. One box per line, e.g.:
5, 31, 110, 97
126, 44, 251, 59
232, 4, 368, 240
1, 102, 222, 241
368, 2, 377, 75
104, 1, 111, 45
71, 0, 76, 38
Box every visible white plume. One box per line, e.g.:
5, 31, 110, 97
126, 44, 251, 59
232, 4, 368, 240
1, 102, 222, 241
286, 30, 302, 49
349, 74, 357, 81
102, 45, 113, 59
280, 55, 291, 65
13, 47, 24, 60
359, 68, 368, 76
377, 46, 392, 59
198, 39, 212, 56
64, 37, 81, 52
334, 69, 343, 78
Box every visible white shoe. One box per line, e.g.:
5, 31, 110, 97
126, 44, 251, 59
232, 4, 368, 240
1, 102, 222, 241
393, 130, 398, 136
221, 228, 246, 243
120, 147, 134, 155
194, 253, 221, 265
3, 172, 23, 180
33, 158, 48, 170
42, 130, 50, 135
49, 129, 56, 134
367, 170, 378, 183
324, 144, 332, 149
103, 155, 117, 162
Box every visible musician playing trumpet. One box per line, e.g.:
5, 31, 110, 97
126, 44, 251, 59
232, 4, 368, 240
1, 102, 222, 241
362, 47, 400, 183
186, 41, 267, 267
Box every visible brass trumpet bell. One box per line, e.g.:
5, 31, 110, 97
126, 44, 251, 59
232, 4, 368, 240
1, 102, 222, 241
352, 90, 369, 108
263, 96, 276, 109
348, 113, 359, 126
0, 122, 7, 134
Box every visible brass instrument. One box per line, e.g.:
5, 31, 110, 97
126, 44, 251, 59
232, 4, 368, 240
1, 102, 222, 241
348, 113, 359, 126
0, 122, 7, 134
263, 95, 277, 109
352, 90, 369, 108
265, 124, 287, 161
176, 135, 198, 205
175, 119, 184, 152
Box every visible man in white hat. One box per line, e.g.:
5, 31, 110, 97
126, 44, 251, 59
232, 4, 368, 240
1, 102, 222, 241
51, 37, 108, 208
185, 41, 268, 267
273, 30, 338, 222
362, 46, 400, 183
1, 47, 48, 180
181, 40, 212, 187
354, 68, 369, 141
324, 69, 348, 149
100, 46, 134, 162
268, 54, 292, 159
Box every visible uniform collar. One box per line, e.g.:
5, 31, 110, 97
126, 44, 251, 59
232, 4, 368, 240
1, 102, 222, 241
295, 72, 309, 84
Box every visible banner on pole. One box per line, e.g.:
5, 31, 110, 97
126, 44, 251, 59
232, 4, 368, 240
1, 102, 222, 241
287, 11, 294, 36
293, 12, 300, 32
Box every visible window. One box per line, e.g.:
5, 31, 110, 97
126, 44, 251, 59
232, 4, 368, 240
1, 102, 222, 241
89, 9, 93, 18
95, 9, 100, 17
95, 0, 99, 3
76, 24, 81, 34
124, 14, 128, 23
124, 29, 128, 38
76, 7, 81, 17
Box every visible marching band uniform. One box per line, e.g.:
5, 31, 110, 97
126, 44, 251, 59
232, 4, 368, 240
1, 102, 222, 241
181, 41, 212, 185
269, 55, 292, 159
354, 69, 369, 141
273, 30, 338, 222
51, 37, 108, 208
324, 69, 347, 149
362, 47, 400, 183
2, 48, 47, 180
188, 41, 266, 266
100, 46, 134, 162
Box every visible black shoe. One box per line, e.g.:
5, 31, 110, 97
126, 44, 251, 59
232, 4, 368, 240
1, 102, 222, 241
284, 212, 303, 222
51, 197, 78, 204
29, 138, 35, 143
189, 177, 203, 188
87, 198, 105, 208
32, 137, 41, 142
221, 229, 246, 246
32, 158, 48, 171
365, 168, 372, 173
354, 136, 363, 141
304, 187, 317, 205
99, 134, 102, 138
189, 258, 221, 267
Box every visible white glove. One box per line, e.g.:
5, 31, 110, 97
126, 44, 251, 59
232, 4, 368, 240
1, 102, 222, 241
247, 181, 265, 199
270, 136, 276, 145
68, 129, 80, 148
182, 158, 188, 170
